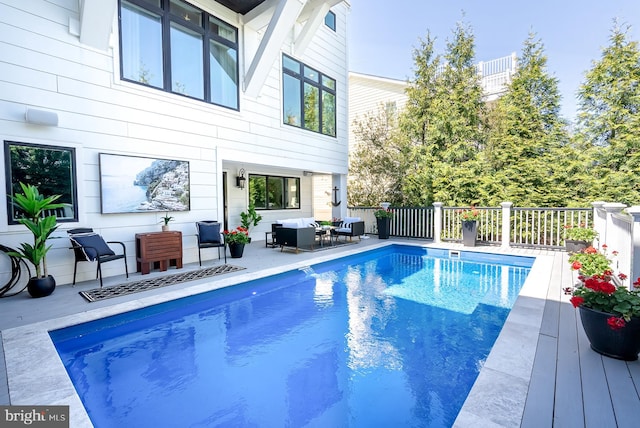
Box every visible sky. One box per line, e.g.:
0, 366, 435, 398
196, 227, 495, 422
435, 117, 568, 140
347, 0, 640, 121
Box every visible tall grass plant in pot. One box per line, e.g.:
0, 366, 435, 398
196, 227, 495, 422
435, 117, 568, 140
8, 183, 64, 297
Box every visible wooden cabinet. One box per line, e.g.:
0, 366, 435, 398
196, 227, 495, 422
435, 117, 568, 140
135, 231, 183, 275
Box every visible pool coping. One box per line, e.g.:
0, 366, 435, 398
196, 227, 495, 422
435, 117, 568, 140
2, 242, 550, 427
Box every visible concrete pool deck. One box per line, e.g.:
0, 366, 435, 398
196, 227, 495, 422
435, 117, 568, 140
1, 238, 638, 427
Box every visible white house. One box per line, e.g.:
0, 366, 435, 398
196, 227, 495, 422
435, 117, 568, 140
0, 0, 350, 285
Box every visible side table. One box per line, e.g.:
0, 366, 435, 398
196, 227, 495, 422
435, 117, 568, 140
135, 231, 183, 274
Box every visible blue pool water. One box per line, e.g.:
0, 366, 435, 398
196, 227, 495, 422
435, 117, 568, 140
51, 246, 533, 428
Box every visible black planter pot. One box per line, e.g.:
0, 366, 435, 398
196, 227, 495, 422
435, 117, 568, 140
377, 217, 391, 239
228, 243, 245, 258
565, 239, 589, 253
579, 306, 640, 361
461, 220, 478, 247
27, 275, 56, 298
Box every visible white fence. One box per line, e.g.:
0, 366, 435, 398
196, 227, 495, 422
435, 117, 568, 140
348, 202, 640, 286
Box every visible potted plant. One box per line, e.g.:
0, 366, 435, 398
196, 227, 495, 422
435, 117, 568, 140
160, 213, 174, 231
568, 246, 612, 277
223, 226, 250, 258
564, 224, 598, 253
569, 272, 640, 361
459, 207, 481, 247
374, 208, 393, 239
240, 204, 262, 241
8, 182, 64, 297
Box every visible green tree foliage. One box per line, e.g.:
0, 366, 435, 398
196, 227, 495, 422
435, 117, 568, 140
348, 20, 640, 208
400, 21, 487, 206
481, 33, 573, 206
576, 22, 640, 205
349, 104, 409, 206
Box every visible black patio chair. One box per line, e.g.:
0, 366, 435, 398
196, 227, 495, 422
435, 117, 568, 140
196, 221, 227, 265
67, 228, 129, 288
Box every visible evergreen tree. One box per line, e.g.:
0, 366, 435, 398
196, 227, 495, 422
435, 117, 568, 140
576, 22, 640, 205
481, 33, 571, 206
401, 21, 486, 206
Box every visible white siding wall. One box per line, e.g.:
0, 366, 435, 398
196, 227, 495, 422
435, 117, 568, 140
348, 72, 408, 151
0, 0, 349, 284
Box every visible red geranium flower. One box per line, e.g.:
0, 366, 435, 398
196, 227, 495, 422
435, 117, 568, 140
607, 317, 626, 330
571, 261, 582, 271
585, 246, 597, 254
570, 296, 584, 308
618, 273, 628, 281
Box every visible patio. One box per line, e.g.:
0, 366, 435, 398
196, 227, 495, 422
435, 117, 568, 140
1, 237, 639, 427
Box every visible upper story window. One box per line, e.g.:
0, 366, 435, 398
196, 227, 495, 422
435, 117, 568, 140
324, 10, 336, 31
5, 141, 78, 224
282, 55, 336, 137
119, 0, 239, 110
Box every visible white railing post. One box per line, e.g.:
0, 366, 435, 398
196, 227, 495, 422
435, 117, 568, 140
602, 203, 627, 249
433, 202, 443, 243
626, 206, 640, 289
501, 202, 512, 248
591, 201, 606, 245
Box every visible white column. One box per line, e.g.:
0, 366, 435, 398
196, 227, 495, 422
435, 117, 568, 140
591, 201, 606, 245
626, 206, 640, 289
433, 202, 443, 243
501, 202, 513, 248
602, 203, 627, 250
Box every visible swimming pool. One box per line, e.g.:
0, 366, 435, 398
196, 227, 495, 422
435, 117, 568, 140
51, 245, 533, 427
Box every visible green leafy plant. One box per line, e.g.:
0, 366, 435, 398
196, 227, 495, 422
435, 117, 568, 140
459, 207, 481, 221
160, 213, 174, 226
570, 274, 640, 330
374, 209, 394, 219
223, 226, 250, 245
564, 224, 598, 242
568, 246, 612, 277
240, 204, 262, 234
8, 182, 63, 278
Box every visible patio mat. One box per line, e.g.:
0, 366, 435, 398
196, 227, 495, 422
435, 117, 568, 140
79, 264, 245, 302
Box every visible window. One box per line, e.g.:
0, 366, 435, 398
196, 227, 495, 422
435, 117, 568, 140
324, 10, 336, 31
4, 141, 78, 224
249, 175, 300, 210
119, 0, 239, 110
282, 55, 336, 137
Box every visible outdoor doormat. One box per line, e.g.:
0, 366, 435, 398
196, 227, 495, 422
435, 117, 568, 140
79, 264, 245, 302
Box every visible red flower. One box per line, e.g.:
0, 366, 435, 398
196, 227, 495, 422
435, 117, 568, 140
634, 277, 640, 287
600, 282, 616, 294
571, 261, 582, 271
602, 244, 608, 249
618, 273, 628, 281
607, 316, 626, 330
584, 277, 601, 291
612, 250, 619, 256
570, 296, 584, 308
585, 246, 597, 254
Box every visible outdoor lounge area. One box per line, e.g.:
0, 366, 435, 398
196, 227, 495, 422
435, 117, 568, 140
2, 237, 639, 427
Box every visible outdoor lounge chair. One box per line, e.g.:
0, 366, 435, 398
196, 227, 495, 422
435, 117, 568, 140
196, 221, 226, 265
68, 228, 129, 288
333, 217, 365, 241
274, 224, 316, 253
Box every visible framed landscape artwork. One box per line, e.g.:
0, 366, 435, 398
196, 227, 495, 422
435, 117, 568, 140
99, 153, 190, 214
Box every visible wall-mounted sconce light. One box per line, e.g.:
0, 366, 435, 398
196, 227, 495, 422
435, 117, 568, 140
236, 168, 246, 189
25, 108, 59, 126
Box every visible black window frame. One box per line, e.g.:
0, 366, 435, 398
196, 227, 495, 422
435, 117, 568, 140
118, 0, 240, 110
249, 174, 301, 211
282, 54, 337, 137
4, 141, 78, 224
324, 10, 336, 31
